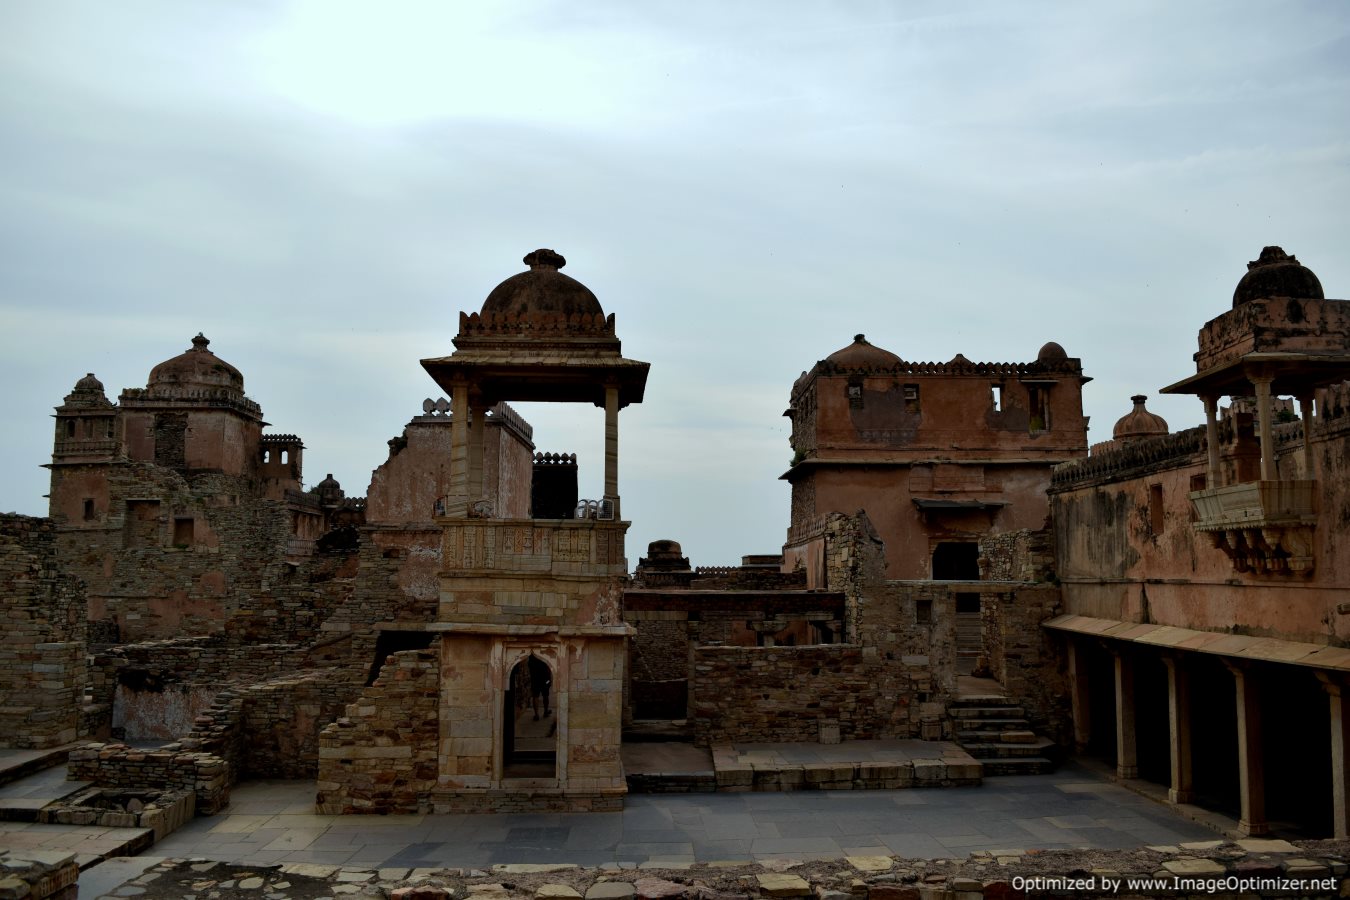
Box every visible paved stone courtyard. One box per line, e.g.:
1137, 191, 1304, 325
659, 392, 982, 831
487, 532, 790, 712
131, 761, 1217, 870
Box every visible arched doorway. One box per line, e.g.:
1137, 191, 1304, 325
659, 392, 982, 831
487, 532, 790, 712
503, 654, 557, 778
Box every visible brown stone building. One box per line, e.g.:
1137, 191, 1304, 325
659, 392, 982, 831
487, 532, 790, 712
1048, 247, 1350, 838
781, 334, 1090, 585
5, 243, 1350, 845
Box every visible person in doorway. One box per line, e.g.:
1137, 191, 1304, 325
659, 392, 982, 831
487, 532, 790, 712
528, 655, 552, 720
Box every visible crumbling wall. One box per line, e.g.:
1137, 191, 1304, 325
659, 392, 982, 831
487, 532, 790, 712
0, 514, 87, 749
316, 648, 440, 814
978, 529, 1056, 582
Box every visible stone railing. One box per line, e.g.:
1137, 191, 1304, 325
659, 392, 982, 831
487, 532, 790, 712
458, 309, 617, 337
119, 386, 262, 416
1189, 480, 1317, 529
817, 357, 1080, 378
1051, 425, 1206, 491
52, 438, 120, 456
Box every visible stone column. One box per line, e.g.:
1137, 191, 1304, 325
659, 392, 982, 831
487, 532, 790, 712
1252, 376, 1275, 481
1113, 650, 1138, 779
1298, 395, 1315, 479
467, 403, 485, 507
603, 384, 619, 518
1066, 640, 1092, 754
1202, 395, 1221, 488
1163, 656, 1194, 804
447, 384, 470, 516
1319, 674, 1350, 839
1229, 662, 1267, 836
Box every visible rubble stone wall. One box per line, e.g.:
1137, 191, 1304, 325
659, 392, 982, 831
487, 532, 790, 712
690, 644, 935, 744
67, 742, 231, 814
0, 514, 87, 749
316, 649, 440, 814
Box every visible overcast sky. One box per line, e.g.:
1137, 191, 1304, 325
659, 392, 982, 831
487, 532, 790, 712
2, 1, 1348, 565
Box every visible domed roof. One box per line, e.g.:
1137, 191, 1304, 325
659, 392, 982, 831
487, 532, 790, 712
74, 373, 105, 393
1113, 394, 1169, 442
1037, 341, 1068, 363
1232, 246, 1324, 308
148, 334, 244, 393
480, 249, 605, 321
825, 334, 902, 368
316, 473, 341, 490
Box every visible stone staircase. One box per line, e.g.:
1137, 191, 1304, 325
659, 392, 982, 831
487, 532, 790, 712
947, 696, 1060, 776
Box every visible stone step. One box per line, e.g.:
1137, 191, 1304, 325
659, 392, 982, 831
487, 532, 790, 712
959, 738, 1058, 759
978, 756, 1058, 776
956, 729, 1038, 744
947, 705, 1026, 718
952, 717, 1030, 730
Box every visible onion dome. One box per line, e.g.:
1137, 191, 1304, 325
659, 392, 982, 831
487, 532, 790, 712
825, 334, 902, 368
1113, 394, 1169, 442
481, 249, 604, 321
1232, 246, 1324, 308
1037, 341, 1068, 363
148, 334, 244, 393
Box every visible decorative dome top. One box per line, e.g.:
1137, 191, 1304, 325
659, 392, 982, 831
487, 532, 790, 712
61, 371, 113, 409
1113, 394, 1169, 442
316, 473, 341, 490
480, 249, 605, 321
1232, 246, 1324, 308
1037, 341, 1068, 363
148, 334, 244, 393
825, 334, 902, 369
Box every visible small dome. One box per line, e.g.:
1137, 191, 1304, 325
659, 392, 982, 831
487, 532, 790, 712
647, 539, 683, 556
148, 334, 244, 392
74, 373, 105, 393
1037, 341, 1068, 363
825, 334, 902, 368
1232, 246, 1324, 308
316, 473, 341, 490
480, 249, 605, 321
1113, 394, 1169, 442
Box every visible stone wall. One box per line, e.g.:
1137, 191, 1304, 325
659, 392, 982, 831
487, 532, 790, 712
978, 529, 1056, 583
316, 649, 440, 814
52, 463, 364, 645
978, 585, 1071, 743
689, 644, 936, 745
67, 742, 231, 814
0, 514, 87, 749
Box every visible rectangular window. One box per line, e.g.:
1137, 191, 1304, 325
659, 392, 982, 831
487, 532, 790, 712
83, 499, 96, 521
915, 599, 932, 624
904, 384, 920, 413
1148, 484, 1165, 535
173, 517, 195, 547
124, 500, 161, 548
991, 385, 1002, 412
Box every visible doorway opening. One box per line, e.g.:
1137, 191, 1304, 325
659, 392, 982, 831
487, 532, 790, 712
503, 654, 557, 778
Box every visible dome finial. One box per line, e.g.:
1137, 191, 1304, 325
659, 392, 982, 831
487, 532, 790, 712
524, 249, 565, 271
191, 333, 210, 350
